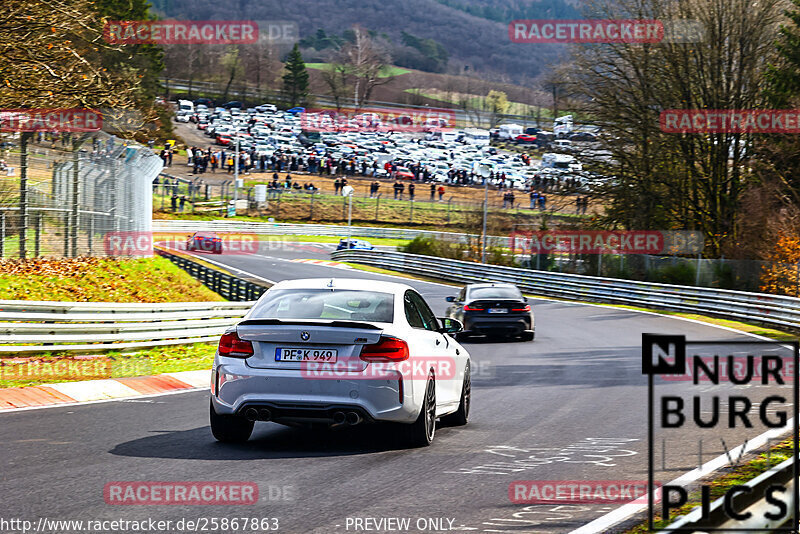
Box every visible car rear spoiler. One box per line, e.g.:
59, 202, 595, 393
237, 319, 382, 330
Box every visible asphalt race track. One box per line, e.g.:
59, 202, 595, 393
0, 242, 790, 534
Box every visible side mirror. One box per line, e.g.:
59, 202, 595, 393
438, 317, 463, 334
445, 296, 456, 302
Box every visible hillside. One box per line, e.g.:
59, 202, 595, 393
150, 0, 574, 83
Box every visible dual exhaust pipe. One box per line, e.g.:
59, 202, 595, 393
242, 407, 362, 426
243, 407, 272, 422
333, 411, 362, 426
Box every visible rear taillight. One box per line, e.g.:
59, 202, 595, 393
512, 305, 531, 312
464, 305, 483, 311
218, 331, 254, 358
359, 336, 409, 362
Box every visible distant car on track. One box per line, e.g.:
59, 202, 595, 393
336, 239, 374, 251
210, 278, 471, 447
186, 232, 222, 254
444, 283, 534, 341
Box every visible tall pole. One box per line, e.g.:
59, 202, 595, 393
71, 140, 80, 257
481, 178, 488, 263
233, 136, 239, 202
19, 132, 31, 259
347, 192, 353, 248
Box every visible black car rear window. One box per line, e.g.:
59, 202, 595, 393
469, 287, 523, 300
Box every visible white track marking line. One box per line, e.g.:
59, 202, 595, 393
0, 387, 206, 414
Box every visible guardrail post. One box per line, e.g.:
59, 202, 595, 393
695, 253, 702, 286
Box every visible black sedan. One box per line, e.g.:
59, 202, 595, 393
186, 232, 223, 254
445, 283, 534, 341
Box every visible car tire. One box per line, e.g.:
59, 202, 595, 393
401, 374, 436, 447
210, 400, 254, 443
442, 364, 470, 427
520, 331, 535, 342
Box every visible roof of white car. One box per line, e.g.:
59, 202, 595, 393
269, 278, 414, 294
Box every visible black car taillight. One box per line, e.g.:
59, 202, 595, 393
464, 304, 483, 311
512, 305, 531, 312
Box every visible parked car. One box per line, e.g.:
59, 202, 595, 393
444, 283, 534, 341
392, 166, 414, 180
186, 232, 222, 254
210, 278, 471, 446
336, 239, 374, 251
568, 131, 599, 142
515, 134, 538, 144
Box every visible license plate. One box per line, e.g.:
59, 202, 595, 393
488, 308, 509, 314
275, 348, 338, 362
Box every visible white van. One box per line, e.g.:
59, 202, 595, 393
498, 124, 523, 140
553, 115, 574, 138
464, 128, 491, 146
178, 99, 194, 113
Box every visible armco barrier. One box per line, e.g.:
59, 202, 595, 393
0, 300, 252, 354
330, 249, 800, 331
155, 247, 270, 301
0, 250, 271, 354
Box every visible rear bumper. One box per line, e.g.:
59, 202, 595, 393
464, 315, 532, 336
211, 358, 420, 424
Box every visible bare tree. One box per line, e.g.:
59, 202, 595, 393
340, 26, 392, 108
567, 0, 786, 256
320, 61, 351, 111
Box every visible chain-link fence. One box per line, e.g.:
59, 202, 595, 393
0, 131, 160, 258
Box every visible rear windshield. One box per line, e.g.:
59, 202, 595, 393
249, 289, 394, 322
468, 287, 523, 300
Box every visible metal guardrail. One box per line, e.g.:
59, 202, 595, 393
0, 251, 271, 355
0, 300, 252, 354
330, 249, 800, 331
153, 219, 509, 245
154, 248, 271, 302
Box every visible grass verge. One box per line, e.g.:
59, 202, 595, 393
0, 256, 224, 302
0, 342, 215, 388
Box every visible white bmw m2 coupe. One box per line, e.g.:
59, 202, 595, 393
210, 278, 471, 447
